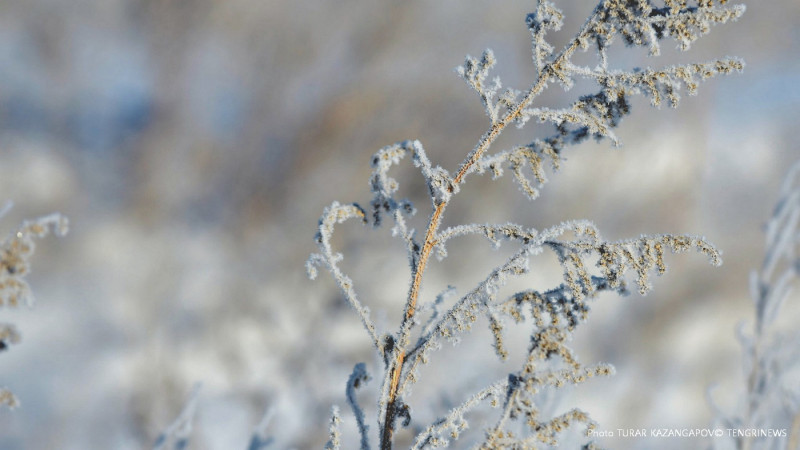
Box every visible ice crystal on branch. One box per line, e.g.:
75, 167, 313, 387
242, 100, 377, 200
527, 1, 565, 75
594, 0, 745, 54
308, 0, 740, 448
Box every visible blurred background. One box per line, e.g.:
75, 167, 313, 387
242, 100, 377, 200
0, 0, 797, 448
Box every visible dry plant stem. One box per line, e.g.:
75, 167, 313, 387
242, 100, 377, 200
380, 9, 601, 449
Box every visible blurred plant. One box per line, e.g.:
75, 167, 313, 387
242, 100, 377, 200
154, 385, 201, 450
0, 207, 68, 409
709, 162, 800, 450
153, 384, 276, 449
307, 0, 742, 448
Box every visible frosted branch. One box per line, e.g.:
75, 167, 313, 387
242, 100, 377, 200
411, 380, 508, 449
347, 363, 372, 450
324, 406, 343, 450
433, 223, 538, 260
457, 50, 503, 124
307, 202, 380, 349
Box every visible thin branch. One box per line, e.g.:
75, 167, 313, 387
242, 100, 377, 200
411, 380, 508, 449
347, 363, 372, 450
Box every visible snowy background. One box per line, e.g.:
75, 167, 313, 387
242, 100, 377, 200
0, 0, 798, 448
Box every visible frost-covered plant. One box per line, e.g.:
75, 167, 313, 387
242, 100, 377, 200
710, 162, 800, 450
307, 1, 742, 448
0, 207, 68, 409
